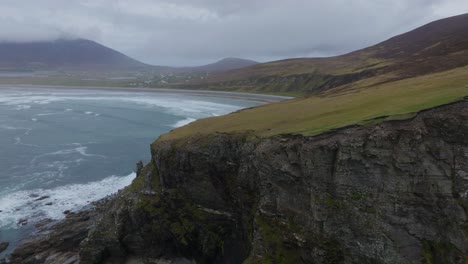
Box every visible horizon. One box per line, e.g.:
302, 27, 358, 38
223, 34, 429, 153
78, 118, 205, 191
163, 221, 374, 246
0, 11, 466, 69
0, 1, 468, 66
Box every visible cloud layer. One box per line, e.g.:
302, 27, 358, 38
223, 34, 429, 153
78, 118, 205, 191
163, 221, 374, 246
1, 0, 468, 66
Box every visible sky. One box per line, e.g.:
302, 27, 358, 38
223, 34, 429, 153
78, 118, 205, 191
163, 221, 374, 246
1, 0, 468, 66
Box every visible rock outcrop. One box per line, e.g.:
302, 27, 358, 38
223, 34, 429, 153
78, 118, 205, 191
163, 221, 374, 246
0, 243, 9, 254
9, 100, 468, 264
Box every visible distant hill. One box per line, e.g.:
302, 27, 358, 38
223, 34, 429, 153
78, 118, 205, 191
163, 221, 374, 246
177, 58, 258, 73
181, 13, 468, 94
0, 39, 149, 71
0, 39, 257, 74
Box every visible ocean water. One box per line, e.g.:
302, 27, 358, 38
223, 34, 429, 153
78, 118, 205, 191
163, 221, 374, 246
0, 87, 259, 257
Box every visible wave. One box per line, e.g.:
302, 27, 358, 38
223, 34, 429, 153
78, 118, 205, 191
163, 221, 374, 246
0, 90, 243, 121
35, 112, 57, 116
30, 145, 105, 165
14, 105, 31, 110
0, 173, 136, 229
172, 117, 196, 128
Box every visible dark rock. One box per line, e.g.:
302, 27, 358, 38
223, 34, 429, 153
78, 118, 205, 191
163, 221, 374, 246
63, 210, 71, 215
34, 196, 50, 201
0, 242, 9, 253
9, 101, 468, 264
78, 216, 90, 222
45, 202, 53, 206
136, 160, 144, 177
9, 201, 110, 264
17, 218, 28, 226
35, 219, 54, 230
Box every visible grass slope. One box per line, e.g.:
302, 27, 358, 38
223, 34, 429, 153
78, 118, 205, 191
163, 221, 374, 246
160, 66, 468, 140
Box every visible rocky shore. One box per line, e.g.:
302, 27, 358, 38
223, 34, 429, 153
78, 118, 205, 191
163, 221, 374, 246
6, 100, 468, 263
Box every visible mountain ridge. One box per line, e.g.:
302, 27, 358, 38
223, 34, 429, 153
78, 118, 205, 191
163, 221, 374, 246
175, 57, 258, 73
0, 38, 149, 70
0, 38, 258, 74
178, 13, 468, 94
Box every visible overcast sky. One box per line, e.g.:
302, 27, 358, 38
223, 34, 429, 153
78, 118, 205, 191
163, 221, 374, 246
1, 0, 468, 66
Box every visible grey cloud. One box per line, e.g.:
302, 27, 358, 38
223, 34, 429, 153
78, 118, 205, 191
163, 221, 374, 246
0, 0, 467, 66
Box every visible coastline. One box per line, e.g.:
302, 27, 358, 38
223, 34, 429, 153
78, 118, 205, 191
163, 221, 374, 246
0, 84, 294, 103
0, 85, 286, 261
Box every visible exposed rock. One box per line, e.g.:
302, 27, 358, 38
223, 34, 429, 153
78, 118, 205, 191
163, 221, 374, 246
0, 243, 9, 254
136, 160, 144, 177
34, 196, 50, 201
17, 219, 28, 226
9, 100, 468, 263
9, 203, 109, 264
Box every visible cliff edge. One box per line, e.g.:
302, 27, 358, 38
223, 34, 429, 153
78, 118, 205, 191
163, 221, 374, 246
8, 100, 468, 264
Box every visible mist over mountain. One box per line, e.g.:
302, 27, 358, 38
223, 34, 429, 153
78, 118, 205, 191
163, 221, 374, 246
0, 39, 257, 74
0, 39, 147, 71
177, 58, 258, 73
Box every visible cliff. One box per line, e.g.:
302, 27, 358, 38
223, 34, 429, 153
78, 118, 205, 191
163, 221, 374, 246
8, 100, 468, 264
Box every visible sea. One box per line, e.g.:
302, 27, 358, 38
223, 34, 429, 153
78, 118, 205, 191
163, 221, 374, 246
0, 86, 260, 257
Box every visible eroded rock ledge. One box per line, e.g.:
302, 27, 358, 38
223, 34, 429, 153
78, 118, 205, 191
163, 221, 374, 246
9, 101, 468, 264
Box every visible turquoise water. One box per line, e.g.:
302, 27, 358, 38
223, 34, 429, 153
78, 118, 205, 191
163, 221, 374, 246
0, 87, 259, 257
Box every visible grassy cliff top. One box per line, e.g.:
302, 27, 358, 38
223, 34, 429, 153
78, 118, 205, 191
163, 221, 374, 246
159, 66, 468, 141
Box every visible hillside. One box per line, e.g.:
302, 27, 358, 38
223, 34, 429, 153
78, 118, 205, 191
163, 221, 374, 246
0, 39, 149, 71
162, 66, 468, 140
180, 13, 468, 95
178, 58, 258, 73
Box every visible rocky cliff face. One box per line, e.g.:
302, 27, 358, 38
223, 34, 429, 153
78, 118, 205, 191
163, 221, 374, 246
9, 100, 468, 264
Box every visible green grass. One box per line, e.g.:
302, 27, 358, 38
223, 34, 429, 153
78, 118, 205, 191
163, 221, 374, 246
160, 66, 468, 141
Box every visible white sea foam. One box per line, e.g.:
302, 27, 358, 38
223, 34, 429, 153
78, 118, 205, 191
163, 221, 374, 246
84, 111, 100, 116
0, 91, 242, 122
14, 105, 31, 110
35, 112, 56, 116
0, 173, 136, 229
12, 128, 36, 147
30, 145, 105, 165
172, 117, 196, 128
0, 125, 30, 131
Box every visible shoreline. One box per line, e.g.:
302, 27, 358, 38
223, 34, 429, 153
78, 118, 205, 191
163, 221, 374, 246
0, 84, 294, 103
0, 84, 290, 260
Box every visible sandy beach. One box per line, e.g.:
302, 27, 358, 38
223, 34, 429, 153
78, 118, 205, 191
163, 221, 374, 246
0, 84, 293, 103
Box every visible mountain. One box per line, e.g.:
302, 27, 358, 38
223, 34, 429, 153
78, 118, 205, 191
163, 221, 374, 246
181, 13, 468, 94
0, 38, 148, 70
178, 57, 258, 73
0, 39, 257, 74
